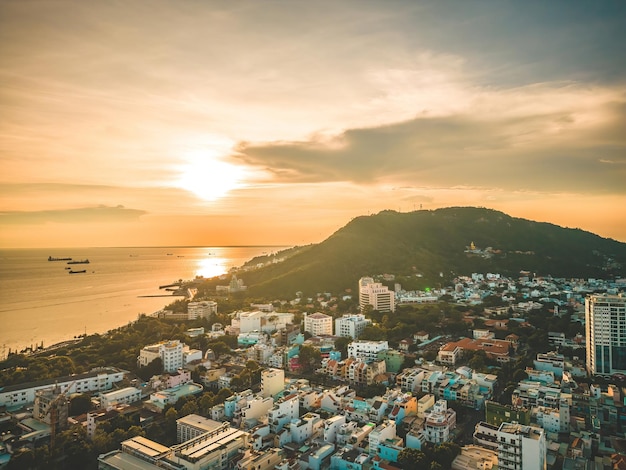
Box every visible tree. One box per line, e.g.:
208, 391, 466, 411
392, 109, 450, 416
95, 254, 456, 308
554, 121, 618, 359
334, 336, 352, 359
70, 393, 93, 416
298, 345, 322, 373
137, 357, 163, 381
398, 448, 428, 467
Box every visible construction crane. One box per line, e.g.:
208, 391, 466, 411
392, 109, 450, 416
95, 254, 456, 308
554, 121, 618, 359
42, 380, 76, 449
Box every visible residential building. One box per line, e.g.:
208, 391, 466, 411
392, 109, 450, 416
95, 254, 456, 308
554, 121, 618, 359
368, 420, 396, 456
323, 415, 346, 443
335, 314, 371, 339
497, 422, 547, 470
422, 400, 456, 445
585, 293, 626, 375
138, 340, 185, 373
304, 312, 333, 336
187, 300, 218, 320
347, 340, 389, 361
261, 368, 285, 398
100, 387, 142, 409
359, 277, 395, 313
237, 448, 284, 470
177, 414, 224, 443
269, 393, 299, 433
0, 367, 126, 408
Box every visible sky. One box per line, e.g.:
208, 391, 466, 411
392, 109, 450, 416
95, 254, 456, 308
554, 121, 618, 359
1, 0, 625, 248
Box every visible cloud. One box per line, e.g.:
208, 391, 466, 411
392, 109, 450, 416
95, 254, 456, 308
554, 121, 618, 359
0, 205, 147, 225
236, 93, 626, 194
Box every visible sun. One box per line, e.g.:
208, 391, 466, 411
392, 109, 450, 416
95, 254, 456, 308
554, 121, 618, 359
176, 148, 246, 201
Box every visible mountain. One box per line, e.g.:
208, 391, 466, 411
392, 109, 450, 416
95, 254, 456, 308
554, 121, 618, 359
234, 207, 626, 297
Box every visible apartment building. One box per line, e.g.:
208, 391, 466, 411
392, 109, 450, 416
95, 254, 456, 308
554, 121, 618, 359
304, 312, 333, 336
359, 277, 395, 313
335, 314, 371, 339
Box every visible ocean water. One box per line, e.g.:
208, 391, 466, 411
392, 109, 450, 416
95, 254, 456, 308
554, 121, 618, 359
0, 246, 286, 356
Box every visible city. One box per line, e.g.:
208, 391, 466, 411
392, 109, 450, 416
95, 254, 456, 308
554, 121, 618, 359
1, 272, 625, 469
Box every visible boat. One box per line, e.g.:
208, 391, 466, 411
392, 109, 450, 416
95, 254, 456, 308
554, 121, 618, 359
68, 270, 87, 274
67, 259, 89, 264
48, 256, 72, 261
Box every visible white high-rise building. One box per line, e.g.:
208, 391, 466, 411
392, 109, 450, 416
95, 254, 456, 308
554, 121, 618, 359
497, 422, 546, 470
359, 277, 395, 313
335, 314, 371, 339
304, 312, 333, 336
138, 340, 184, 373
585, 293, 626, 376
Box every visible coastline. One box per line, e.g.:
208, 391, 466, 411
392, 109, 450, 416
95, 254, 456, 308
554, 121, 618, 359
0, 245, 289, 359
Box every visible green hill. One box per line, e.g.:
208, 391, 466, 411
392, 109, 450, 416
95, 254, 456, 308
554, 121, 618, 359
231, 207, 626, 297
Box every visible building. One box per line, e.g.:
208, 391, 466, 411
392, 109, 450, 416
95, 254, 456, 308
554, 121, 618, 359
422, 400, 456, 445
237, 448, 284, 470
335, 314, 371, 339
269, 393, 299, 433
237, 311, 294, 334
497, 422, 546, 470
585, 293, 626, 376
33, 388, 69, 433
359, 277, 395, 313
368, 420, 396, 456
347, 340, 389, 362
100, 387, 142, 409
138, 340, 184, 373
0, 367, 126, 408
187, 300, 218, 320
261, 368, 285, 398
176, 414, 224, 443
98, 423, 249, 470
304, 312, 333, 336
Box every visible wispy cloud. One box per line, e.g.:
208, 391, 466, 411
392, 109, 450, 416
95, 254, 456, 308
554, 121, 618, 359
0, 205, 147, 225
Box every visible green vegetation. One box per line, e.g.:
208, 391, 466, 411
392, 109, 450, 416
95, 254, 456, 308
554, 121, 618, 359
199, 207, 626, 297
0, 315, 234, 386
398, 442, 461, 469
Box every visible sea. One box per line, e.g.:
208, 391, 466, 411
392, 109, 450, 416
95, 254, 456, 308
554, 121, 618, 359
0, 246, 288, 358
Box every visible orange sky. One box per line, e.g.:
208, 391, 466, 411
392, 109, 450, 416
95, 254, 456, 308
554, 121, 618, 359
1, 1, 625, 248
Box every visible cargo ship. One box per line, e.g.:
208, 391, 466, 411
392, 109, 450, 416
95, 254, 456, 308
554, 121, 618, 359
67, 259, 90, 264
48, 256, 72, 261
68, 270, 87, 274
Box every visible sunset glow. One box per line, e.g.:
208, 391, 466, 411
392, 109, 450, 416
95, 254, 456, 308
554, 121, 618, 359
0, 1, 624, 248
176, 150, 245, 202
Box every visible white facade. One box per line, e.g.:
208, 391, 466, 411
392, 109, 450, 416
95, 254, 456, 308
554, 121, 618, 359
359, 277, 395, 313
368, 420, 396, 456
347, 340, 389, 362
497, 422, 546, 470
0, 367, 126, 408
304, 312, 333, 336
238, 311, 294, 334
585, 293, 626, 375
240, 396, 274, 426
187, 300, 218, 320
269, 393, 300, 432
138, 340, 184, 373
422, 400, 456, 445
323, 415, 346, 443
100, 387, 142, 409
261, 368, 285, 398
335, 314, 371, 339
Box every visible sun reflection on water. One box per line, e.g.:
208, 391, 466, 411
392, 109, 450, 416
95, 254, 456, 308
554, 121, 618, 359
195, 257, 231, 279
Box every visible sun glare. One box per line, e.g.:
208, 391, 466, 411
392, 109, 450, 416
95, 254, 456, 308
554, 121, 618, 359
196, 257, 231, 278
176, 146, 245, 201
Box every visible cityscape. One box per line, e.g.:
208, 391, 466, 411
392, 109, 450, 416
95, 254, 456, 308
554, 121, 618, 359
2, 1, 625, 469
1, 266, 625, 469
